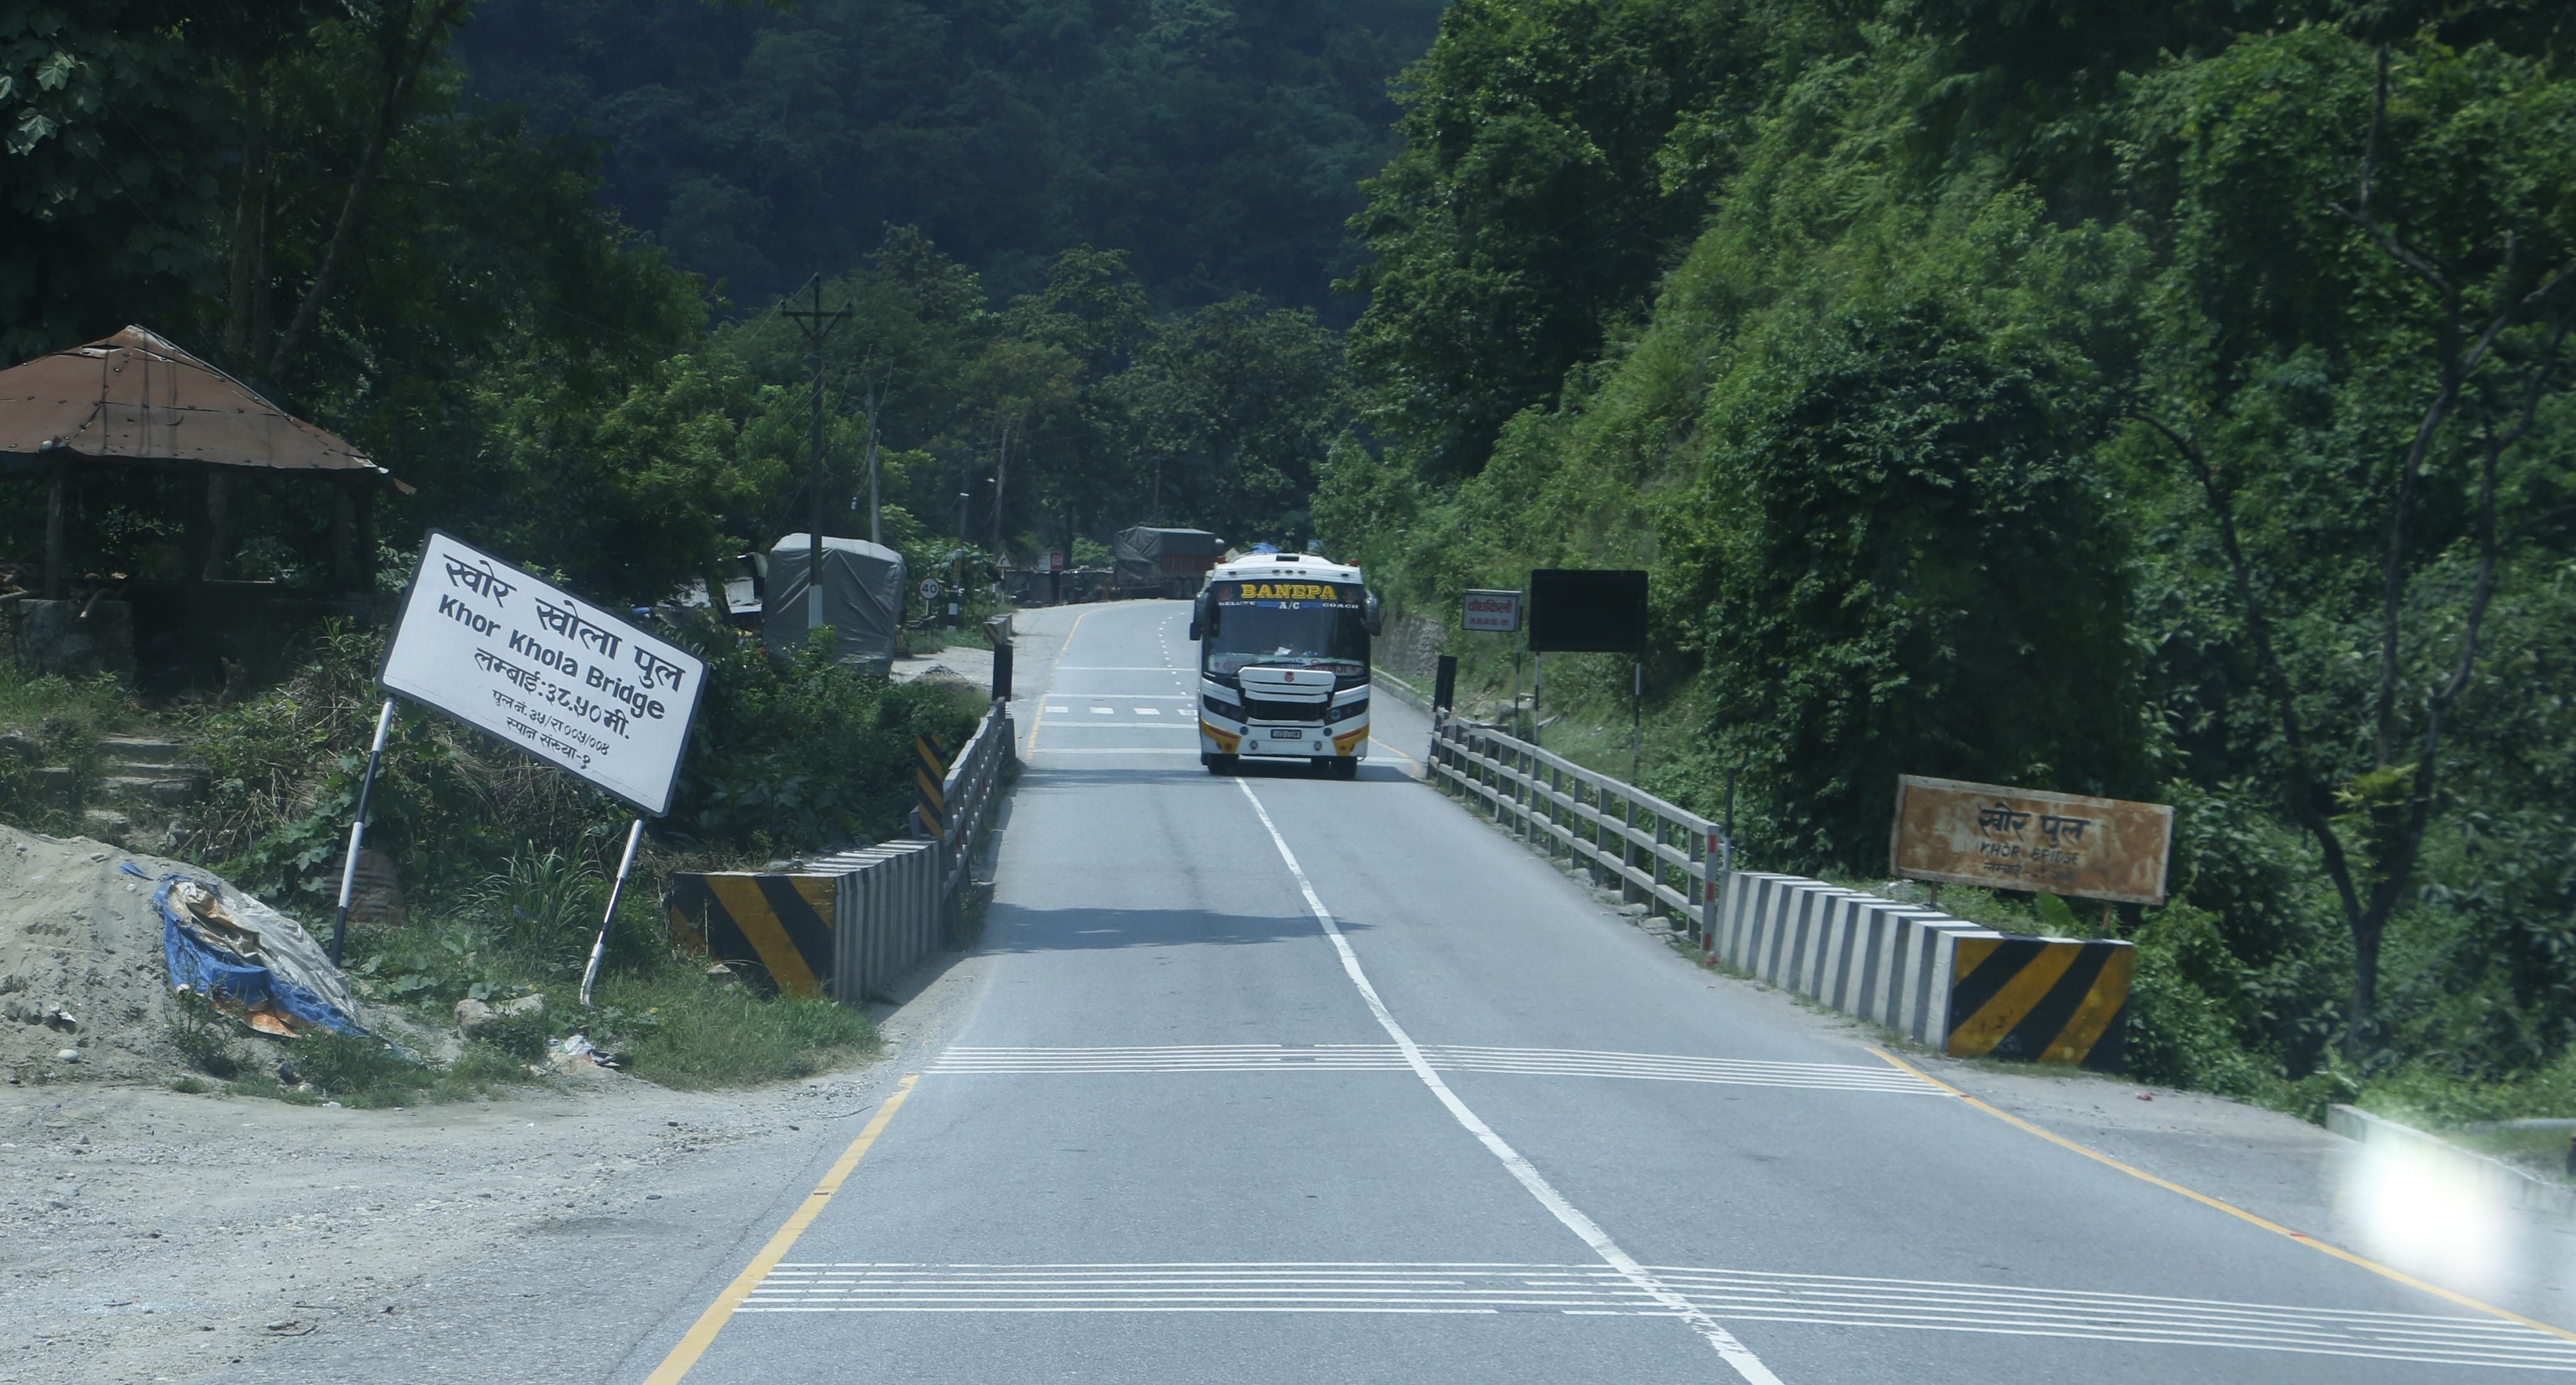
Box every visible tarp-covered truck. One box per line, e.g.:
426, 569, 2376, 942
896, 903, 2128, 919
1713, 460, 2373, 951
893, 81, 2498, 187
763, 533, 907, 676
1111, 527, 1226, 599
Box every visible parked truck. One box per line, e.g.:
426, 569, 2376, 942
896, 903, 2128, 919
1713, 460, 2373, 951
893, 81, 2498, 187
1111, 526, 1226, 599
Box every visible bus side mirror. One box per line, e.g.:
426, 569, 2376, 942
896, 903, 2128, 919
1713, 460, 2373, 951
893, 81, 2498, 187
1362, 590, 1384, 637
1190, 590, 1216, 641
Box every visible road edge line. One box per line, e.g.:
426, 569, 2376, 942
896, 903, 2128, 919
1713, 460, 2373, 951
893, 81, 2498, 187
638, 1073, 921, 1384
1864, 1047, 2576, 1342
1234, 778, 1784, 1384
1368, 736, 1423, 773
1022, 606, 1096, 754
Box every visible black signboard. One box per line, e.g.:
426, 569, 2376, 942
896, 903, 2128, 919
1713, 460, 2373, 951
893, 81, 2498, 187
1526, 569, 1648, 653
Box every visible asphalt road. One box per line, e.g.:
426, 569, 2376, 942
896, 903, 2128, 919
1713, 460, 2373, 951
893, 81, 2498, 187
620, 599, 2576, 1384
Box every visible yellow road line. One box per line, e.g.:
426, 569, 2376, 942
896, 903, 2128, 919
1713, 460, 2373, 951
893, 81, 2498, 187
1023, 606, 1097, 754
1865, 1047, 2576, 1341
640, 1074, 920, 1384
1370, 735, 1423, 773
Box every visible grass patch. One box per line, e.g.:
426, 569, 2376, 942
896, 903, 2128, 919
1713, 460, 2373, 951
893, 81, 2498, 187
294, 1030, 436, 1100
0, 665, 130, 834
599, 972, 879, 1090
173, 983, 548, 1106
0, 664, 128, 733
328, 849, 884, 1094
223, 1035, 548, 1107
2447, 1127, 2576, 1183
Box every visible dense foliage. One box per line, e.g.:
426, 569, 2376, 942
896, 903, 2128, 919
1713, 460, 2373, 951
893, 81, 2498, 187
3, 1, 1385, 604
1323, 0, 2576, 1109
19, 0, 2576, 1122
179, 622, 979, 915
453, 0, 1443, 314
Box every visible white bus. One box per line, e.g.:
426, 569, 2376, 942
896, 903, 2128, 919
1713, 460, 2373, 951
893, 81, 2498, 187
1189, 553, 1383, 778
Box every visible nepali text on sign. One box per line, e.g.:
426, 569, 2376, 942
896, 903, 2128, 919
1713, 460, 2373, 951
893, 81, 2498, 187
1462, 588, 1522, 633
1889, 775, 2174, 907
381, 531, 708, 817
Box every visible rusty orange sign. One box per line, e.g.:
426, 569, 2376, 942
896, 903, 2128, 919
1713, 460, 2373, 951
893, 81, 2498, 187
1890, 775, 2174, 906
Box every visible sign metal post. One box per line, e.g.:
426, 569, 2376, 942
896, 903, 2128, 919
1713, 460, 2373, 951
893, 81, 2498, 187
1460, 588, 1523, 734
328, 698, 396, 965
377, 531, 709, 1005
579, 817, 646, 1007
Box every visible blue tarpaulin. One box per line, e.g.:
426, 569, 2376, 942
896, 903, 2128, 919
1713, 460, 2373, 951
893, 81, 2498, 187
143, 865, 364, 1034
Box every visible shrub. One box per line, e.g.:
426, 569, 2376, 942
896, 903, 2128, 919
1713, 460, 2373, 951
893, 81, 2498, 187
167, 990, 245, 1079
294, 1030, 435, 1098
665, 620, 985, 851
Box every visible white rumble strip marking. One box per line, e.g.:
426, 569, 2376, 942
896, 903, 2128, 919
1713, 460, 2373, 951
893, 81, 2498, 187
926, 1044, 1940, 1094
733, 1262, 2576, 1371
1232, 778, 1788, 1384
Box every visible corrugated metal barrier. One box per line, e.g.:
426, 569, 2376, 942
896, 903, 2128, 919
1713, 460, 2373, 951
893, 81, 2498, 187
1714, 873, 2130, 1070
667, 698, 1015, 1003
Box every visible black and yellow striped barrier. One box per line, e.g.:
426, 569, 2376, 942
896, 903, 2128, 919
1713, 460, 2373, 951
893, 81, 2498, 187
1944, 936, 2131, 1070
667, 870, 836, 1000
914, 734, 948, 837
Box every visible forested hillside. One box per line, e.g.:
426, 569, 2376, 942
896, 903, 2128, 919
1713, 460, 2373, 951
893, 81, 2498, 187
10, 0, 2576, 1120
1321, 0, 2576, 1111
3, 0, 1404, 600
452, 0, 1443, 314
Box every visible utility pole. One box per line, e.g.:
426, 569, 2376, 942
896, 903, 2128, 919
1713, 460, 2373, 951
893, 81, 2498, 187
783, 275, 852, 636
862, 372, 884, 548
991, 417, 1013, 557
953, 487, 971, 629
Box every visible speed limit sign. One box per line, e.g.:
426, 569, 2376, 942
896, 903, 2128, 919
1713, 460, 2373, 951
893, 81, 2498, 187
919, 578, 942, 601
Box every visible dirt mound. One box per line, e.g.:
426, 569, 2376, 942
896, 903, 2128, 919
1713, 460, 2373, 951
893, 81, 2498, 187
0, 824, 360, 1084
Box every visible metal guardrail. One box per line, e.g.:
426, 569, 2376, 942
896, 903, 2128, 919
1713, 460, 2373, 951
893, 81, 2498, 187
1427, 712, 1728, 942
670, 695, 1017, 1005
1371, 668, 1431, 714
934, 697, 1014, 912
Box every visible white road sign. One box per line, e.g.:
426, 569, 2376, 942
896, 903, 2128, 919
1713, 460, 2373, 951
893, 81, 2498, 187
380, 531, 708, 817
920, 577, 943, 600
1462, 588, 1523, 633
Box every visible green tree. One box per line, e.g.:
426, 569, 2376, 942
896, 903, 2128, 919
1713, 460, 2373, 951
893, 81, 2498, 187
453, 0, 1445, 313
1116, 295, 1349, 539
1, 2, 223, 363
2124, 31, 2576, 1049
1340, 0, 1774, 482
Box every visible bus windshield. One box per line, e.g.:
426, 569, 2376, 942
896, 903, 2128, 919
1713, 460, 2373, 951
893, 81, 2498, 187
1204, 585, 1370, 678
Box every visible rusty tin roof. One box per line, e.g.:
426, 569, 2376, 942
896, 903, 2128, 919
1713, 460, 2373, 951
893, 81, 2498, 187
0, 326, 386, 477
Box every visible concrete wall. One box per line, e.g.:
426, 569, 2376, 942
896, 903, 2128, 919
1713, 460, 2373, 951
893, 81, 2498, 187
1714, 872, 2134, 1070
2327, 1104, 2576, 1226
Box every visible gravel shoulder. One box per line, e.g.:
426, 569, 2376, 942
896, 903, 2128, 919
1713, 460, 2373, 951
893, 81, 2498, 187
0, 610, 1087, 1385
0, 941, 996, 1385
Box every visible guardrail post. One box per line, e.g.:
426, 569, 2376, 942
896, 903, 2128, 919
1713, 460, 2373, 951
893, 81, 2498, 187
1701, 830, 1722, 954
1622, 794, 1638, 911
